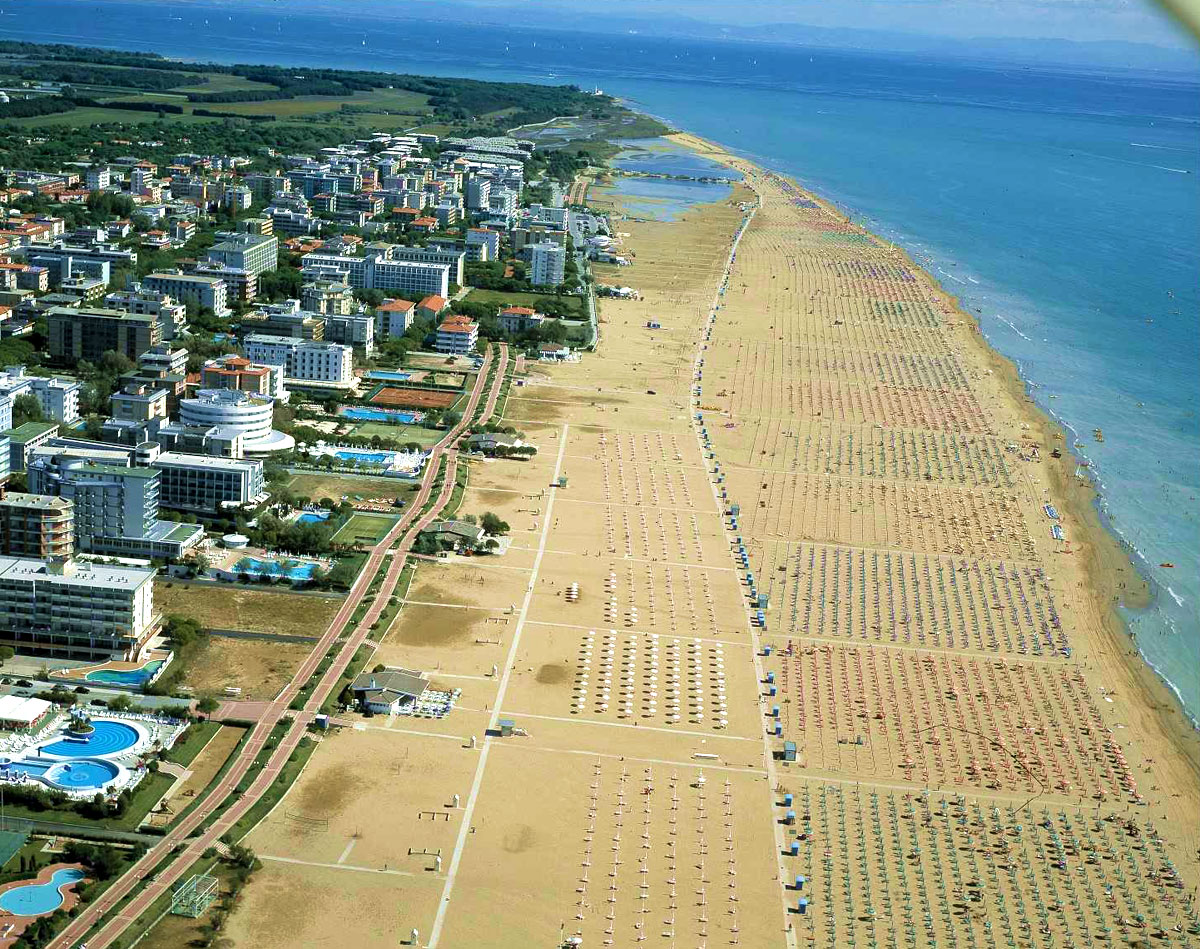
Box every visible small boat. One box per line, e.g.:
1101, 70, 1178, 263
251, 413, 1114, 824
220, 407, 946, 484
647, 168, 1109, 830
1160, 562, 1175, 568
1093, 428, 1105, 442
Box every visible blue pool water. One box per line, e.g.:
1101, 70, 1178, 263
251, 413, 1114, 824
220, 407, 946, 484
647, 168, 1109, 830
84, 659, 164, 686
334, 449, 392, 465
340, 407, 422, 424
40, 721, 139, 758
0, 868, 85, 916
365, 370, 412, 381
296, 510, 331, 525
234, 556, 319, 581
43, 759, 120, 791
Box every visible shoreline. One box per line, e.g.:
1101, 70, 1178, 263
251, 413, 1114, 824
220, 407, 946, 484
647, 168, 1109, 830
621, 127, 1200, 801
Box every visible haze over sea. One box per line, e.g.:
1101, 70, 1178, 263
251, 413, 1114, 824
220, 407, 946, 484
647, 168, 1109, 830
5, 0, 1197, 718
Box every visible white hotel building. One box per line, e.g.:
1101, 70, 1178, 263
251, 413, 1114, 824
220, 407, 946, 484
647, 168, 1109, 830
0, 557, 159, 660
179, 389, 294, 455
243, 335, 355, 391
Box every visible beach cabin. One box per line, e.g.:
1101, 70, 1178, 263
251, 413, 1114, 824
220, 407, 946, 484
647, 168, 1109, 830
350, 667, 430, 715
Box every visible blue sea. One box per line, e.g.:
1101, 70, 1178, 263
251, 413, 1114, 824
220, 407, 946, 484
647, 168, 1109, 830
4, 0, 1197, 718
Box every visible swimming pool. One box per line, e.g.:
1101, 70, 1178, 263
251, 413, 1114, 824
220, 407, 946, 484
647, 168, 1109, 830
40, 720, 140, 758
334, 449, 392, 465
84, 659, 164, 686
365, 370, 412, 381
296, 510, 331, 525
234, 556, 320, 581
0, 867, 85, 916
339, 406, 423, 424
44, 759, 120, 791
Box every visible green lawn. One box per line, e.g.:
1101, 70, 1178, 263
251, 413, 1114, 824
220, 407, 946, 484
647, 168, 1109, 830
162, 721, 221, 767
348, 421, 443, 446
286, 472, 415, 503
331, 513, 400, 545
170, 73, 280, 95
463, 288, 585, 318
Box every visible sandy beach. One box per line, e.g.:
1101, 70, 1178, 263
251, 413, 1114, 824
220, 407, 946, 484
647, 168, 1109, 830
224, 132, 1200, 948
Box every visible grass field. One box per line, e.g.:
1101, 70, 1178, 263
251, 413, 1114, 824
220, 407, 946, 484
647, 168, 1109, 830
463, 288, 586, 318
184, 636, 314, 702
330, 512, 399, 545
347, 420, 443, 445
169, 73, 280, 94
285, 472, 417, 503
156, 583, 343, 635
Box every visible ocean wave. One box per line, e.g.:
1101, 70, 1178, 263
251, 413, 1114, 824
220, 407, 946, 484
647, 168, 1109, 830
1166, 586, 1186, 607
993, 315, 1033, 342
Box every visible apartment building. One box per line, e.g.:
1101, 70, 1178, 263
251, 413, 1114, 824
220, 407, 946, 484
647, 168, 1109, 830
301, 280, 354, 316
435, 315, 479, 355
0, 492, 74, 559
530, 242, 567, 288
0, 557, 159, 660
200, 354, 287, 400
47, 307, 161, 364
206, 232, 278, 278
243, 335, 354, 389
374, 298, 416, 338
323, 313, 375, 356
104, 287, 188, 340
0, 367, 81, 423
142, 272, 230, 318
153, 451, 267, 514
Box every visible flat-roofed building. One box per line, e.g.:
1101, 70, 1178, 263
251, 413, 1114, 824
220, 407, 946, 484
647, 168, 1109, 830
323, 313, 375, 357
139, 344, 189, 377
110, 383, 169, 423
0, 366, 80, 423
178, 389, 294, 455
200, 354, 286, 400
47, 306, 161, 365
27, 455, 203, 560
153, 451, 266, 514
0, 491, 74, 559
243, 335, 354, 390
143, 271, 230, 318
0, 556, 159, 660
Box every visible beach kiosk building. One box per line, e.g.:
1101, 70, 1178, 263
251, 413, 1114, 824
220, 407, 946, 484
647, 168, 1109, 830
350, 667, 429, 715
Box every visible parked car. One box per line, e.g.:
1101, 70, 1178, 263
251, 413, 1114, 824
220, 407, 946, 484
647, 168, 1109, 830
15, 679, 32, 688
73, 686, 90, 694
90, 699, 107, 707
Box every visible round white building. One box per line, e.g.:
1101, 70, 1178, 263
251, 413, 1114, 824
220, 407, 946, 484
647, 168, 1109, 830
179, 388, 294, 455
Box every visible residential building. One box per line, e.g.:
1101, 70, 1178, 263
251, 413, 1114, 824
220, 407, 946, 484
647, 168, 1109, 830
104, 287, 188, 340
435, 315, 479, 355
529, 203, 570, 228
323, 313, 375, 357
497, 306, 546, 334
240, 305, 324, 340
153, 451, 266, 513
243, 335, 354, 389
5, 421, 60, 472
193, 262, 256, 304
237, 217, 274, 236
0, 367, 81, 423
465, 177, 491, 212
0, 492, 74, 559
300, 248, 451, 299
178, 389, 294, 455
301, 280, 354, 316
143, 272, 230, 318
0, 557, 159, 660
200, 354, 287, 400
530, 242, 567, 288
206, 232, 278, 278
27, 457, 204, 560
466, 227, 500, 260
18, 241, 136, 272
416, 295, 448, 322
109, 383, 169, 423
47, 306, 161, 364
84, 166, 111, 192
374, 298, 416, 339
139, 344, 189, 377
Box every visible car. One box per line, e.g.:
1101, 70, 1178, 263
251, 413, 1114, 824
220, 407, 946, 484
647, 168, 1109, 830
73, 686, 90, 694
15, 679, 31, 688
14, 690, 31, 697
0, 677, 9, 685
90, 699, 107, 707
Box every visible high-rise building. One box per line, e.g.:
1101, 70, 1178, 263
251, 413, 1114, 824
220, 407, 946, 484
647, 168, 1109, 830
530, 242, 567, 288
243, 335, 354, 389
0, 492, 74, 559
47, 307, 161, 365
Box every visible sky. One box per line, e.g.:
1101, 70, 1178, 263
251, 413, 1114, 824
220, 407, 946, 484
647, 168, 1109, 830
369, 0, 1198, 49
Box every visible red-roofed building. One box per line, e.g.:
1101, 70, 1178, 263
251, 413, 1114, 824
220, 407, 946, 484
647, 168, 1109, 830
416, 295, 448, 322
435, 314, 478, 355
374, 298, 417, 338
411, 216, 438, 234
497, 305, 545, 334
